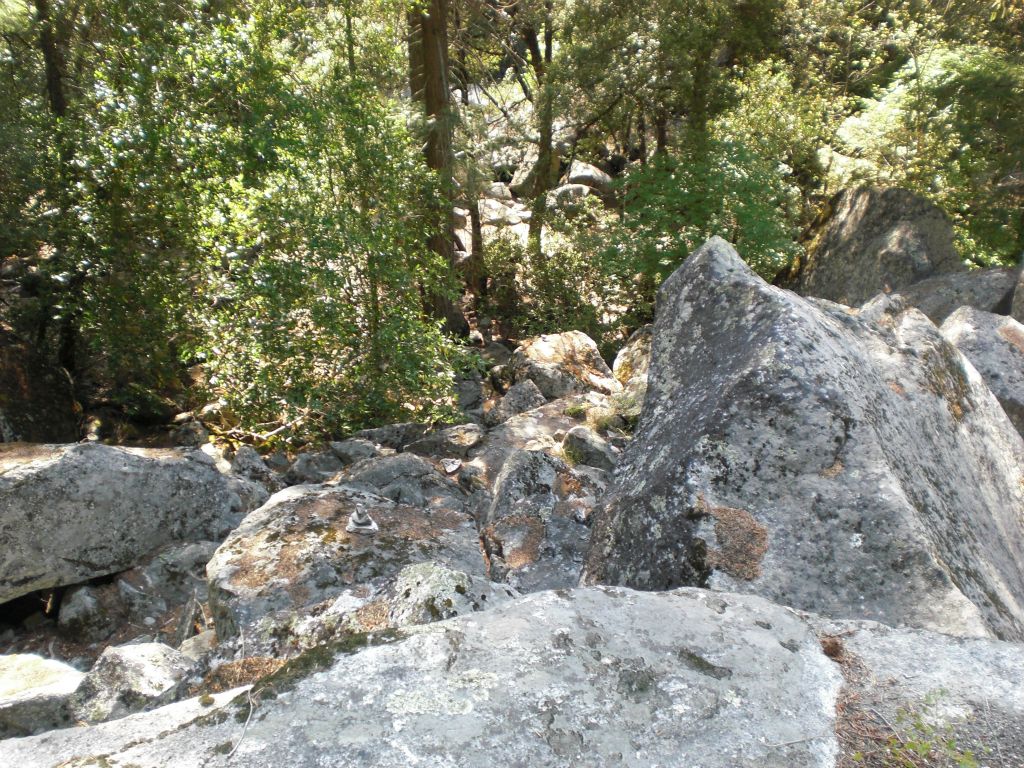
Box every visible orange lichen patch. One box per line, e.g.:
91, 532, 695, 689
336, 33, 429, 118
554, 470, 584, 498
999, 323, 1024, 355
821, 460, 844, 479
886, 380, 906, 396
349, 599, 391, 632
703, 503, 768, 582
198, 657, 287, 695
225, 493, 473, 597
484, 514, 545, 570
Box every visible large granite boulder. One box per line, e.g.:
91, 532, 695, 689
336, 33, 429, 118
884, 266, 1018, 324
483, 379, 547, 426
68, 643, 196, 724
0, 654, 83, 737
0, 329, 79, 443
338, 453, 467, 510
206, 484, 484, 648
790, 187, 964, 306
941, 307, 1024, 436
0, 588, 844, 768
481, 449, 604, 592
584, 237, 1024, 641
0, 443, 237, 604
509, 331, 620, 399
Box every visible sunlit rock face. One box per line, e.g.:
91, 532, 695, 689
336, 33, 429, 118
789, 186, 964, 307
584, 237, 1024, 641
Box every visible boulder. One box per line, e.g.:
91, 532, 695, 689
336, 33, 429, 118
509, 331, 620, 399
791, 187, 964, 306
584, 237, 1024, 641
561, 425, 617, 471
0, 686, 246, 763
339, 453, 467, 510
481, 450, 603, 591
812, 615, 1024, 764
285, 450, 344, 485
113, 540, 221, 624
483, 379, 547, 426
57, 584, 127, 644
941, 307, 1024, 436
612, 324, 652, 392
68, 643, 195, 724
0, 328, 79, 443
565, 159, 614, 198
328, 438, 379, 465
0, 443, 237, 604
230, 446, 281, 490
1, 588, 844, 768
0, 654, 83, 737
883, 266, 1017, 324
206, 484, 484, 650
353, 422, 428, 450
1012, 268, 1024, 323
546, 183, 598, 211
284, 562, 519, 652
467, 396, 597, 485
405, 423, 485, 459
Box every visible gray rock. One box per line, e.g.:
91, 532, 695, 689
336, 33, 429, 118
612, 324, 652, 395
484, 379, 547, 426
883, 266, 1018, 324
584, 237, 1024, 641
1012, 267, 1024, 323
230, 446, 280, 491
481, 450, 602, 592
454, 373, 485, 411
353, 422, 429, 450
546, 183, 598, 211
226, 475, 271, 515
406, 423, 485, 459
57, 584, 126, 644
68, 643, 195, 724
0, 443, 236, 604
565, 159, 614, 198
481, 340, 512, 366
791, 187, 964, 306
178, 629, 217, 662
810, 614, 1024, 764
206, 484, 484, 651
340, 453, 467, 510
0, 654, 83, 737
467, 396, 596, 485
561, 425, 617, 471
114, 540, 220, 624
509, 331, 620, 400
328, 438, 380, 465
941, 307, 1024, 436
0, 588, 844, 768
0, 686, 248, 763
285, 450, 343, 485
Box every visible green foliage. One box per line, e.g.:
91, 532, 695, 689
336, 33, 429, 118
606, 143, 799, 321
1, 0, 460, 442
828, 44, 1024, 264
481, 203, 613, 350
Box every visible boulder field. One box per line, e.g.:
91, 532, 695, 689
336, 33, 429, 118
5, 227, 1024, 766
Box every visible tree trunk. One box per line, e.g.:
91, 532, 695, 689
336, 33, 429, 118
35, 0, 80, 377
408, 0, 468, 335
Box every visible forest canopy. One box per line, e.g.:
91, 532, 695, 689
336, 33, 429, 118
1, 0, 1021, 445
